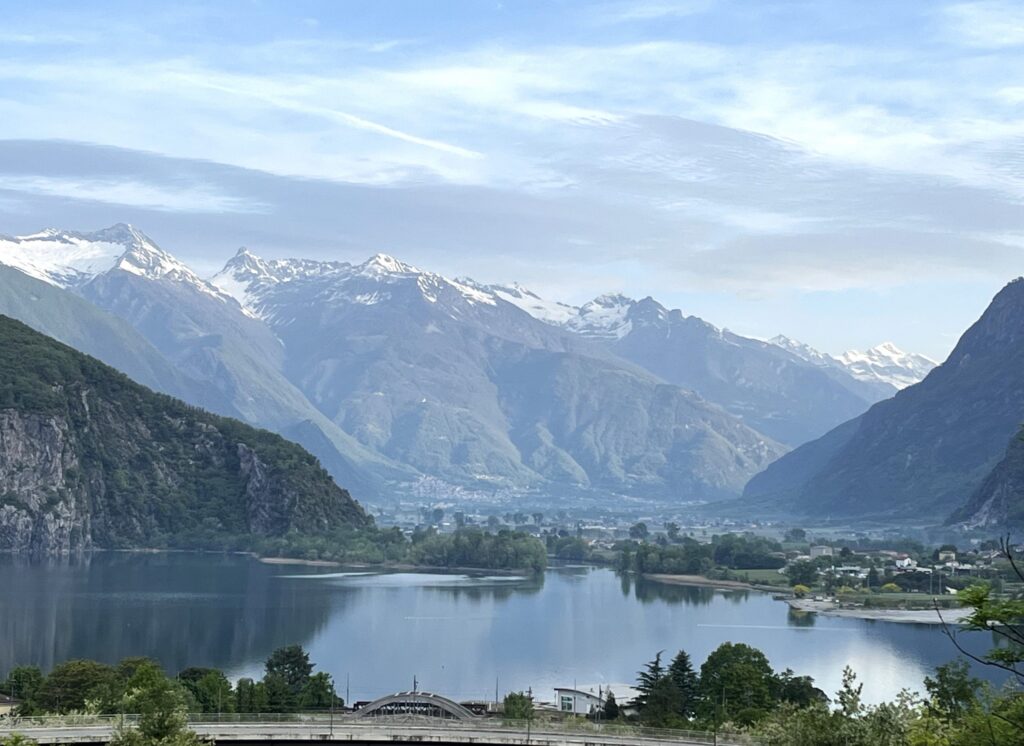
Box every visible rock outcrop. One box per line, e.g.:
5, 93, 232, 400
0, 314, 369, 553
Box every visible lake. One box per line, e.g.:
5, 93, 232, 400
0, 553, 1004, 705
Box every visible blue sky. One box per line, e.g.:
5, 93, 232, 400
2, 1, 1024, 359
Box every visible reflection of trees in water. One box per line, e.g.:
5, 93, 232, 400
627, 575, 718, 606
0, 553, 335, 674
787, 608, 816, 627
421, 574, 545, 602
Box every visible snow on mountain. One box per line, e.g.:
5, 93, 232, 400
563, 293, 636, 339
769, 335, 934, 390
0, 224, 238, 308
0, 226, 128, 287
770, 334, 838, 369
212, 250, 498, 320
469, 282, 579, 325
838, 342, 937, 389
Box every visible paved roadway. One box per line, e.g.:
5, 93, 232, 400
0, 720, 751, 746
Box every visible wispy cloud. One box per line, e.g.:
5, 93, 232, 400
0, 175, 266, 213
0, 1, 1021, 357
944, 1, 1024, 48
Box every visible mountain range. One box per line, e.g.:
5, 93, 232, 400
0, 224, 936, 506
745, 278, 1024, 527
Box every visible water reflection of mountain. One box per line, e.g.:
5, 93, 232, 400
0, 553, 336, 674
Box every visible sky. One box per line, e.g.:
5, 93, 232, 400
2, 1, 1024, 360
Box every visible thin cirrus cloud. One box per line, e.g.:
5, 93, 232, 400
0, 174, 267, 214
0, 0, 1022, 358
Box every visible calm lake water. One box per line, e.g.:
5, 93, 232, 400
0, 553, 1004, 705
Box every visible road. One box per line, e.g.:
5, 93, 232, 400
0, 718, 754, 746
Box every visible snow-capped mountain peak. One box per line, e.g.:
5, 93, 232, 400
769, 335, 935, 390
462, 280, 579, 325
358, 253, 419, 276
0, 223, 138, 287
838, 342, 937, 389
769, 334, 837, 368
563, 293, 636, 339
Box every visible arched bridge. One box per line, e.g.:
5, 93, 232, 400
354, 692, 478, 720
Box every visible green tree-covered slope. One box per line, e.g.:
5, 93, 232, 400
0, 314, 369, 553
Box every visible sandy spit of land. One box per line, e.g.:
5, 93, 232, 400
644, 573, 779, 592
786, 598, 971, 625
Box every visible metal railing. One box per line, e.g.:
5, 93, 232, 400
0, 713, 758, 746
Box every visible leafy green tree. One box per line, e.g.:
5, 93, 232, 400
263, 673, 294, 713
502, 691, 533, 721
629, 522, 649, 541
33, 659, 117, 713
664, 522, 681, 542
234, 678, 268, 714
792, 584, 811, 598
785, 561, 818, 587
667, 649, 698, 719
1, 666, 43, 712
774, 669, 825, 708
264, 645, 312, 697
110, 661, 202, 746
784, 528, 806, 543
697, 643, 775, 721
194, 671, 234, 714
299, 672, 339, 710
923, 658, 980, 722
835, 667, 862, 718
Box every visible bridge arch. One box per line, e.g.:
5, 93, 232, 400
355, 692, 478, 720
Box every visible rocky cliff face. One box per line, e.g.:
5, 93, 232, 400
949, 429, 1024, 529
0, 315, 370, 553
0, 411, 88, 553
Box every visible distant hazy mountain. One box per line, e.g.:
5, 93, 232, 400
745, 278, 1024, 520
0, 314, 369, 553
0, 225, 410, 498
0, 264, 213, 407
3, 223, 944, 506
771, 335, 936, 394
213, 249, 784, 500
474, 288, 894, 446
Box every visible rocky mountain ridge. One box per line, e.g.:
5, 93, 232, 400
745, 277, 1024, 522
0, 223, 933, 506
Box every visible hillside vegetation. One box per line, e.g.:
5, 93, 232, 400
0, 314, 369, 552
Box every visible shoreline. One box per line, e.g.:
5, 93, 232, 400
257, 556, 529, 576
786, 598, 971, 625
645, 573, 971, 625
645, 573, 783, 593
